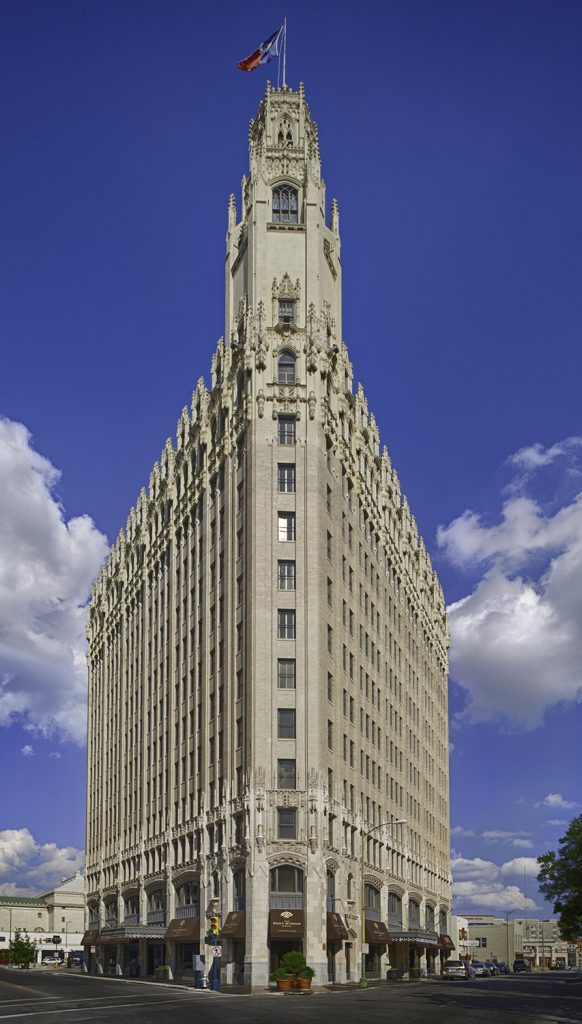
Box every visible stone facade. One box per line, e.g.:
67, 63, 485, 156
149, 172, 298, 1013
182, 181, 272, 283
0, 874, 85, 962
85, 84, 451, 988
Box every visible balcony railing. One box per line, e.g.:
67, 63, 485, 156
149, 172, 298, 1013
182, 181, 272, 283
104, 916, 117, 928
147, 910, 166, 925
269, 894, 304, 910
123, 914, 139, 926
388, 915, 403, 930
175, 904, 200, 919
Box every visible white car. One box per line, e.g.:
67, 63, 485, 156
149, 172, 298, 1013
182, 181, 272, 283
42, 957, 61, 965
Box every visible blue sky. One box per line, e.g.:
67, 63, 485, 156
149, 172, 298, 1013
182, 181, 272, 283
1, 0, 581, 913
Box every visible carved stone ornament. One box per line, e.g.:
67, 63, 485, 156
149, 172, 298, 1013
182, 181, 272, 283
255, 300, 268, 370
308, 834, 318, 854
308, 392, 316, 420
257, 390, 265, 418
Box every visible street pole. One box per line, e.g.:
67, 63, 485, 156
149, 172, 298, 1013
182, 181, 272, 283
506, 909, 519, 967
359, 818, 406, 989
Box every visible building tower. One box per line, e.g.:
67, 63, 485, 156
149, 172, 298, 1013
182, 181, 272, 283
85, 83, 452, 988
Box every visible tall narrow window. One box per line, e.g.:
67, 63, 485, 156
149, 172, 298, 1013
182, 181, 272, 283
277, 708, 296, 739
277, 609, 296, 639
272, 185, 298, 223
278, 512, 296, 541
278, 463, 296, 492
277, 659, 296, 688
278, 416, 296, 445
277, 759, 296, 788
278, 303, 295, 328
278, 560, 296, 590
277, 808, 297, 838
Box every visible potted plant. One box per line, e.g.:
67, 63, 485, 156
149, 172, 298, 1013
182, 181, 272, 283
277, 951, 315, 990
269, 966, 294, 991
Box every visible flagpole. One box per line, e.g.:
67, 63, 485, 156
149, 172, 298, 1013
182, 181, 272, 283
283, 18, 287, 88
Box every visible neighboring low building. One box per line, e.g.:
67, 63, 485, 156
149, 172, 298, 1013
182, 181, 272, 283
0, 873, 85, 962
462, 914, 574, 968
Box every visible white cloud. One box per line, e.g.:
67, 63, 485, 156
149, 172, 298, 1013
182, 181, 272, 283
541, 793, 579, 810
452, 855, 538, 911
21, 744, 34, 757
546, 819, 567, 826
0, 417, 108, 743
499, 857, 539, 878
452, 826, 532, 847
49, 751, 62, 760
437, 439, 582, 730
0, 827, 84, 893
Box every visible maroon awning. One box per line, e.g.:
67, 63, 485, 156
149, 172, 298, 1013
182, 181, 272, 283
81, 930, 99, 945
221, 911, 246, 939
164, 917, 200, 941
269, 909, 304, 939
327, 912, 348, 941
439, 934, 455, 950
365, 920, 390, 945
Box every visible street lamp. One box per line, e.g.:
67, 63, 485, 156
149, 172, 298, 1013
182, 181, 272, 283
64, 921, 73, 960
360, 818, 407, 989
505, 909, 520, 967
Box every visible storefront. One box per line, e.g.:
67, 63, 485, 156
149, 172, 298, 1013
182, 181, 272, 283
165, 916, 200, 979
268, 908, 304, 971
80, 930, 99, 974
222, 910, 246, 984
438, 933, 455, 972
365, 919, 390, 978
326, 911, 348, 982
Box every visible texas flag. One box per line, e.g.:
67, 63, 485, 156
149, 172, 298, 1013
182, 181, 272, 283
237, 26, 283, 72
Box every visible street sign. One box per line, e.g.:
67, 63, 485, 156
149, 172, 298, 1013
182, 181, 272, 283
211, 945, 221, 958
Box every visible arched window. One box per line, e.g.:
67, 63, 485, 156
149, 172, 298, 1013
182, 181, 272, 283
272, 185, 298, 223
233, 868, 246, 910
439, 909, 448, 935
269, 865, 304, 908
364, 883, 380, 920
326, 870, 336, 911
408, 898, 420, 930
177, 880, 199, 907
426, 904, 435, 931
347, 873, 354, 900
388, 892, 402, 928
278, 351, 296, 383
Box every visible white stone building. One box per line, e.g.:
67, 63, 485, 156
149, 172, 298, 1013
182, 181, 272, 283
85, 83, 451, 989
0, 873, 85, 963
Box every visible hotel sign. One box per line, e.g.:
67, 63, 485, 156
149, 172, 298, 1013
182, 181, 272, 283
269, 909, 305, 939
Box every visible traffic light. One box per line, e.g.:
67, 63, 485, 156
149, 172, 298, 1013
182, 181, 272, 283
210, 915, 220, 936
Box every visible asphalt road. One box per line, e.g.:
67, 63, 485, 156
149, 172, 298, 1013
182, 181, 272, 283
0, 967, 580, 1024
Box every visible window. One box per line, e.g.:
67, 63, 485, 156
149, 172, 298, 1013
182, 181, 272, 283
278, 416, 296, 446
278, 560, 296, 590
272, 185, 298, 223
277, 808, 297, 838
278, 512, 296, 541
278, 463, 296, 492
277, 609, 296, 639
327, 624, 333, 654
277, 708, 296, 738
277, 658, 296, 688
277, 759, 296, 788
270, 865, 303, 894
327, 720, 333, 749
327, 672, 333, 702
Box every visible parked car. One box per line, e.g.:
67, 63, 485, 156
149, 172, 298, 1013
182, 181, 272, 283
42, 957, 60, 965
495, 961, 510, 975
484, 961, 499, 975
472, 961, 491, 977
441, 959, 475, 980
513, 960, 531, 973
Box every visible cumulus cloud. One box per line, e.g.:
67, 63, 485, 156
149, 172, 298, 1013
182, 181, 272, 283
539, 793, 579, 810
0, 827, 84, 895
437, 437, 582, 730
452, 826, 532, 848
21, 744, 33, 757
0, 417, 108, 743
452, 855, 538, 911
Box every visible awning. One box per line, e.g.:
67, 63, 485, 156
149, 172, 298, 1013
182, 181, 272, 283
269, 908, 305, 939
327, 912, 348, 941
439, 934, 455, 951
365, 920, 390, 945
164, 917, 200, 941
221, 911, 246, 939
81, 930, 99, 945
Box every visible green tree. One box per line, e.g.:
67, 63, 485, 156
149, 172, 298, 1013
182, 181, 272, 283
537, 814, 582, 941
9, 929, 37, 968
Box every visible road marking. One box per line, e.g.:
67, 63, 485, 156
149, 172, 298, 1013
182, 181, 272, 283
0, 996, 205, 1019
